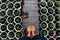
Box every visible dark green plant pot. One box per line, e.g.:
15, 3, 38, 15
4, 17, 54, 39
40, 2, 46, 7
48, 15, 54, 21
55, 1, 60, 7
41, 15, 47, 21
1, 32, 7, 38
48, 2, 53, 7
0, 11, 6, 16
41, 30, 47, 36
49, 30, 53, 36
7, 17, 14, 23
56, 23, 60, 29
7, 10, 13, 16
56, 30, 60, 36
16, 32, 22, 38
1, 25, 7, 31
41, 8, 47, 14
55, 9, 60, 14
15, 24, 22, 30
48, 23, 55, 29
41, 22, 47, 28
55, 15, 60, 21
14, 10, 21, 16
1, 4, 6, 9
15, 3, 20, 8
48, 8, 53, 14
15, 17, 22, 23
8, 3, 13, 8
0, 18, 6, 24
8, 24, 14, 30
8, 32, 14, 38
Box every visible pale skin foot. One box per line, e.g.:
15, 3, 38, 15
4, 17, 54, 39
31, 25, 36, 37
26, 25, 31, 37
26, 25, 36, 37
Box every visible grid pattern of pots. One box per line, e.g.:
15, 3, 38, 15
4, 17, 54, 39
0, 0, 60, 40
38, 0, 60, 40
0, 0, 23, 40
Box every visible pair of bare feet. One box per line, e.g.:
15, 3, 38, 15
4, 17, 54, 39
26, 25, 36, 38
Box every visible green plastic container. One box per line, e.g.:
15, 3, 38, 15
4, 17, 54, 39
7, 17, 14, 23
8, 24, 14, 30
56, 30, 60, 36
41, 8, 47, 14
0, 18, 6, 24
48, 15, 54, 21
40, 1, 46, 7
41, 15, 47, 21
41, 22, 47, 29
1, 4, 6, 9
41, 30, 47, 36
15, 24, 22, 30
1, 32, 7, 38
15, 17, 22, 23
49, 30, 53, 36
16, 32, 22, 38
8, 32, 14, 38
48, 23, 55, 29
48, 1, 53, 7
8, 3, 13, 8
0, 11, 6, 16
55, 9, 60, 14
55, 1, 60, 7
14, 10, 21, 16
7, 10, 13, 16
56, 23, 60, 29
15, 3, 20, 8
55, 15, 60, 21
1, 25, 7, 31
48, 8, 53, 14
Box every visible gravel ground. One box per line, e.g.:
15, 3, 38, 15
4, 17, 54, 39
22, 0, 39, 35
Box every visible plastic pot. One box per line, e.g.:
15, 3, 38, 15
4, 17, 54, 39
41, 15, 47, 21
41, 22, 47, 29
14, 10, 21, 16
7, 17, 14, 23
7, 10, 13, 16
0, 18, 6, 24
0, 11, 6, 16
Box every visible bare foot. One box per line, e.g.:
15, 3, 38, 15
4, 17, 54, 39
31, 25, 36, 37
26, 25, 31, 37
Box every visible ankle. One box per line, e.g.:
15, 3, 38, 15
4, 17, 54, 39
32, 31, 35, 37
27, 32, 31, 37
